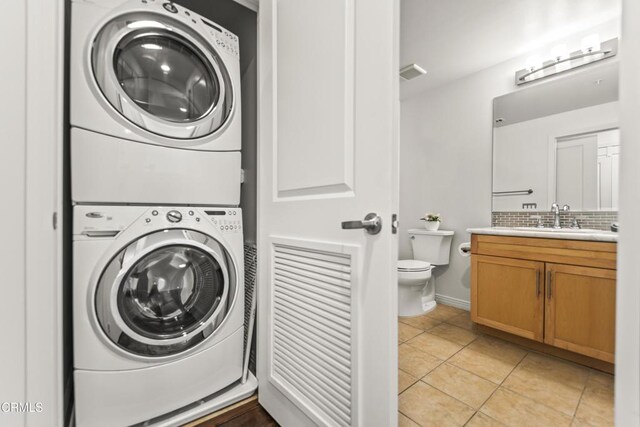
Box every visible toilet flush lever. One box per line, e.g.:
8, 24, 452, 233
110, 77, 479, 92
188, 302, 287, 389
341, 213, 382, 235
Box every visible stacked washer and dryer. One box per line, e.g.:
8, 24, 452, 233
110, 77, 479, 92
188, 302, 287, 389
70, 0, 249, 425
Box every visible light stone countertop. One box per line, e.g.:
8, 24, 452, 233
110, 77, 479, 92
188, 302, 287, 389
466, 226, 618, 242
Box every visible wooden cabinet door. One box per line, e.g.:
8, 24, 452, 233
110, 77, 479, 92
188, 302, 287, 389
471, 255, 545, 341
545, 264, 616, 363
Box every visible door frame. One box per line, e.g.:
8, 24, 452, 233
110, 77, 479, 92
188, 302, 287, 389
11, 0, 65, 426
616, 1, 640, 424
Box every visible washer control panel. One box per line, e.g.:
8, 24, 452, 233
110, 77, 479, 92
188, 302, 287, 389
139, 207, 242, 235
74, 206, 243, 238
204, 208, 243, 234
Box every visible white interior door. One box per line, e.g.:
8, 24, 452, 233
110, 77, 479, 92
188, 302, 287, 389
556, 134, 598, 210
257, 0, 399, 426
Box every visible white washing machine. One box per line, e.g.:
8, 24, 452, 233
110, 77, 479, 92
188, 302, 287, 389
73, 205, 245, 426
70, 0, 242, 205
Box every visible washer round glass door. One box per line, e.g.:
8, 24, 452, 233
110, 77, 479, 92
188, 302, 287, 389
91, 12, 234, 139
95, 229, 237, 357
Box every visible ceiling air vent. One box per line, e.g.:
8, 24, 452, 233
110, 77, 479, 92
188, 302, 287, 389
400, 63, 427, 81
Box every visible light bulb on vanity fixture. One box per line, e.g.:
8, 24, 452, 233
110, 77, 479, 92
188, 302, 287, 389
581, 33, 601, 54
550, 44, 568, 62
551, 44, 570, 72
581, 33, 602, 66
525, 55, 541, 73
515, 36, 618, 85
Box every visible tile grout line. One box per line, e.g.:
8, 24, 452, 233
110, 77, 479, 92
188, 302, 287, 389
399, 308, 532, 426
413, 377, 477, 423
433, 328, 519, 424
398, 368, 420, 396
471, 347, 529, 423
413, 323, 483, 426
489, 355, 590, 422
398, 313, 476, 427
399, 307, 613, 426
504, 349, 594, 415
429, 333, 521, 385
570, 369, 592, 424
398, 408, 423, 427
494, 383, 583, 423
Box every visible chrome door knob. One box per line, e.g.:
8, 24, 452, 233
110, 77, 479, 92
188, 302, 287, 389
166, 210, 182, 223
341, 213, 382, 235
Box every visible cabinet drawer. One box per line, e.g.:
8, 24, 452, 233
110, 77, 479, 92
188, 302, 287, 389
471, 234, 617, 269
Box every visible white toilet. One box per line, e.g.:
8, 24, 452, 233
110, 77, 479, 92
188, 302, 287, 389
398, 229, 455, 317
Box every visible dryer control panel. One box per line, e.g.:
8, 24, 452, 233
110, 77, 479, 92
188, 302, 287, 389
133, 0, 240, 59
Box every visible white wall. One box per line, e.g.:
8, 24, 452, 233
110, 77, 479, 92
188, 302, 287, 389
399, 20, 620, 306
493, 101, 619, 211
399, 64, 506, 305
615, 0, 640, 423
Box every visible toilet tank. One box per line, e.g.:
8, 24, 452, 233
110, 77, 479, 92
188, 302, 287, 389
408, 229, 455, 265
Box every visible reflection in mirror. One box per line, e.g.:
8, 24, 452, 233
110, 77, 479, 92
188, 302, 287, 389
493, 61, 619, 212
556, 128, 619, 210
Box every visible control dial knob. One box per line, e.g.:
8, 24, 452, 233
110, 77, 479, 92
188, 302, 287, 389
166, 210, 182, 223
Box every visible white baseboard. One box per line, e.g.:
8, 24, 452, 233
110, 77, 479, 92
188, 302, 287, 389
435, 294, 470, 311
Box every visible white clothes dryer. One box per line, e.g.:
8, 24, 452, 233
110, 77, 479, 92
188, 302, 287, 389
70, 0, 243, 205
73, 205, 245, 426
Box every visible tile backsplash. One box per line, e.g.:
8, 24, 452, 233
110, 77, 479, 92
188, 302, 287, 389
492, 211, 618, 231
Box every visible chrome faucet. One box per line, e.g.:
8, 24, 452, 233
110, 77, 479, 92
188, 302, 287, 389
551, 203, 570, 229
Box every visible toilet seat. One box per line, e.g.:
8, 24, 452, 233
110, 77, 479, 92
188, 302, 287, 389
398, 259, 432, 272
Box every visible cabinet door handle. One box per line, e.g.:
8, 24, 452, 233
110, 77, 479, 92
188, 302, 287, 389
536, 270, 541, 296
547, 270, 552, 299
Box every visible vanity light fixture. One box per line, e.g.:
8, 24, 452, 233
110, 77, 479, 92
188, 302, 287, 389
550, 43, 569, 62
515, 37, 617, 85
400, 63, 427, 80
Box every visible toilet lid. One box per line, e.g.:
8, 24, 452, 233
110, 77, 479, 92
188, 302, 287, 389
397, 260, 431, 272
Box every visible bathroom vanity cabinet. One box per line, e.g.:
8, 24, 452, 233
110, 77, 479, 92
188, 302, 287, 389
470, 234, 617, 365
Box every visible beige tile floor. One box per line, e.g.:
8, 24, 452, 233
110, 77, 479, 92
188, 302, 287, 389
398, 304, 614, 427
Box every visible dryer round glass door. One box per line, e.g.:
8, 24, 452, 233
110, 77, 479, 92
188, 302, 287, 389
91, 12, 234, 140
114, 33, 218, 123
95, 229, 238, 357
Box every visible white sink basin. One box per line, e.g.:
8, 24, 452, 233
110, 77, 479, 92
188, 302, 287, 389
467, 226, 618, 242
513, 227, 603, 233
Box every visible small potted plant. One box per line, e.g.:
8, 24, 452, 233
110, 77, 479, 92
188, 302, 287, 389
420, 213, 441, 231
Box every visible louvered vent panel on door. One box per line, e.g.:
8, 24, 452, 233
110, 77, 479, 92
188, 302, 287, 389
271, 243, 353, 427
